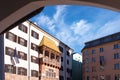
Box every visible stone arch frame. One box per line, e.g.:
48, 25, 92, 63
0, 0, 120, 34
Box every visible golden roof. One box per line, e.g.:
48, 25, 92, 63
39, 36, 61, 53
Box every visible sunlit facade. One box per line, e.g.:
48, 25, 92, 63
82, 32, 120, 80
0, 20, 73, 80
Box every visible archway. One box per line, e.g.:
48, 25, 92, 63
0, 0, 120, 34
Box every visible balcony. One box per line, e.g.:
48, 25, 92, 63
40, 57, 49, 64
40, 57, 61, 68
40, 77, 59, 80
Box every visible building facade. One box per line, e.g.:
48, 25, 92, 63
0, 20, 73, 80
59, 42, 73, 80
82, 32, 120, 80
72, 53, 82, 80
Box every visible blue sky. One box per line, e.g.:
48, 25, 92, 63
30, 5, 120, 53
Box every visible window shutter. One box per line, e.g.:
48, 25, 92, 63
5, 47, 8, 55
36, 45, 38, 51
31, 30, 33, 36
5, 64, 8, 72
13, 66, 16, 74
18, 51, 20, 58
25, 27, 27, 33
25, 40, 27, 47
31, 43, 33, 49
24, 54, 26, 60
37, 33, 39, 39
18, 37, 20, 44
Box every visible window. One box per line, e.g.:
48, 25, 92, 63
86, 58, 89, 63
31, 30, 39, 39
46, 71, 49, 77
31, 43, 38, 51
18, 24, 27, 33
85, 50, 88, 55
61, 57, 63, 62
51, 53, 55, 59
56, 55, 60, 62
18, 51, 27, 60
92, 49, 95, 54
18, 67, 27, 75
67, 59, 69, 65
46, 69, 56, 78
6, 32, 17, 42
114, 53, 119, 59
18, 37, 27, 47
115, 74, 120, 80
45, 51, 49, 57
100, 56, 104, 61
6, 47, 14, 56
67, 68, 70, 73
86, 76, 89, 80
67, 51, 70, 56
114, 44, 119, 49
85, 67, 89, 72
60, 66, 63, 71
31, 70, 38, 77
114, 63, 119, 70
31, 56, 38, 64
100, 47, 104, 52
100, 56, 104, 66
59, 46, 63, 52
92, 57, 96, 63
60, 76, 64, 80
67, 77, 70, 80
5, 64, 16, 74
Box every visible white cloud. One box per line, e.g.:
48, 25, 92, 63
70, 20, 92, 35
34, 14, 56, 33
53, 5, 68, 22
32, 5, 68, 33
94, 18, 120, 40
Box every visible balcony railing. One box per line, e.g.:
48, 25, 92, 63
40, 77, 59, 80
40, 57, 61, 68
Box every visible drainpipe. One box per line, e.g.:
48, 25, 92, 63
28, 22, 31, 80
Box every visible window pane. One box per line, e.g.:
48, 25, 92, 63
19, 24, 27, 33
6, 32, 17, 42
31, 30, 39, 39
18, 37, 27, 47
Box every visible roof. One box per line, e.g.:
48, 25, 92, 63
39, 36, 61, 53
81, 32, 120, 52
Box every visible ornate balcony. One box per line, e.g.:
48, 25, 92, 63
40, 57, 61, 68
40, 57, 48, 64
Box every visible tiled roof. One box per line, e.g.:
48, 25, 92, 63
40, 36, 61, 53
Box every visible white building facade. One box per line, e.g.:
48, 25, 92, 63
0, 20, 73, 80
